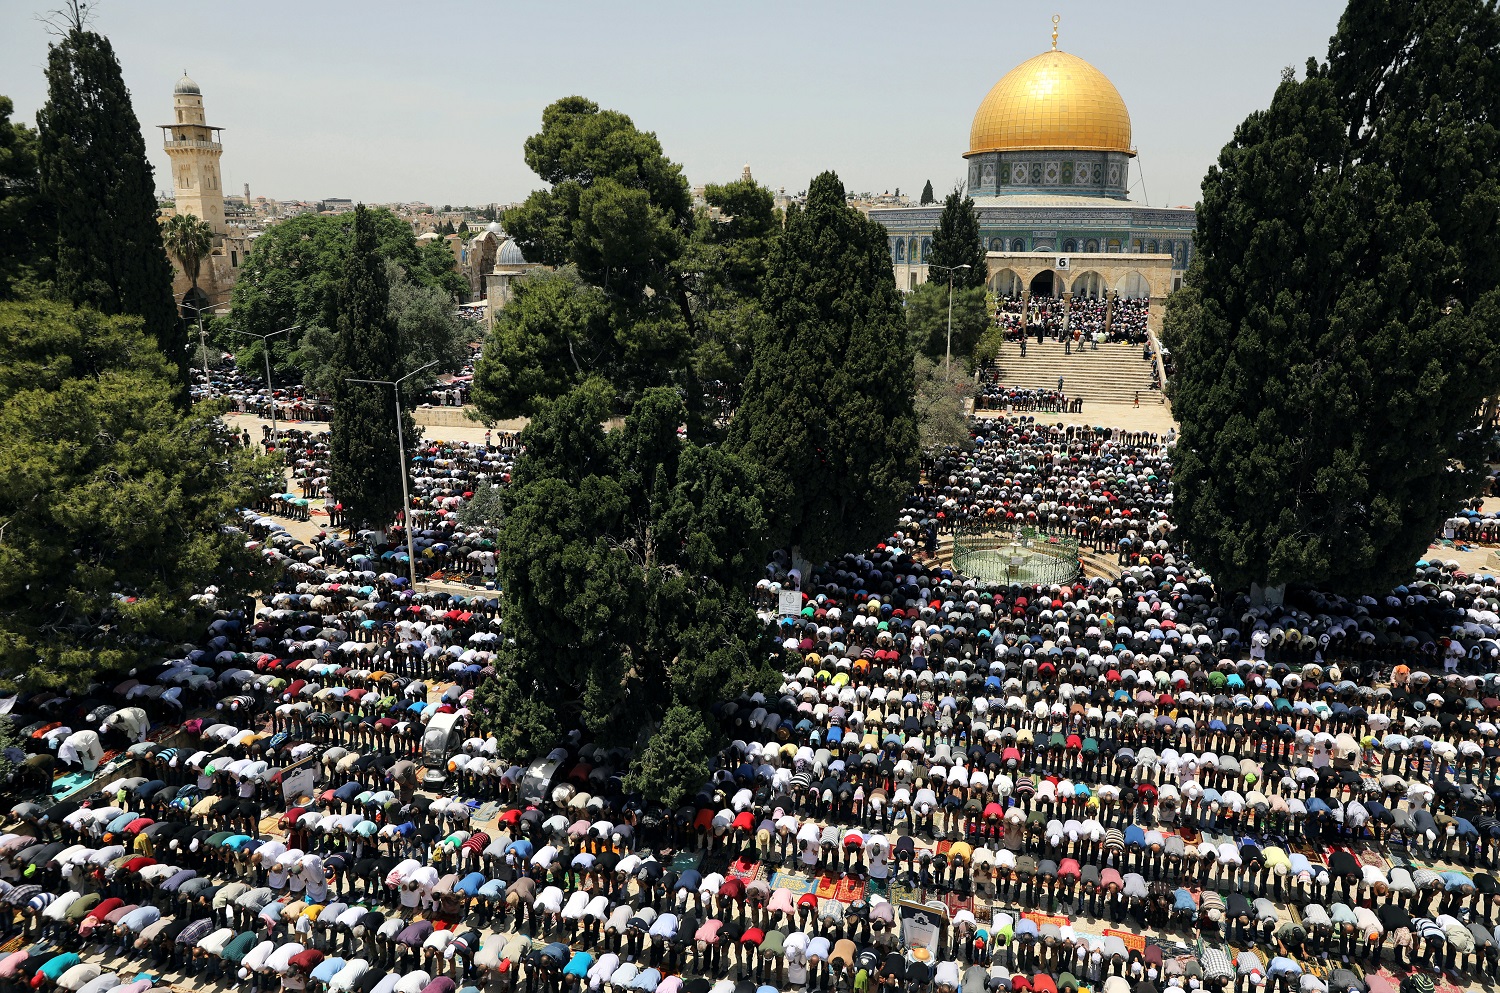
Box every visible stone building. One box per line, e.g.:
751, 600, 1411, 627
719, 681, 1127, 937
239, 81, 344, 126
483, 238, 539, 330
868, 20, 1196, 327
462, 222, 506, 299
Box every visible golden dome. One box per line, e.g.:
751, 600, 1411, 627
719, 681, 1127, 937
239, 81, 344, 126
967, 49, 1134, 158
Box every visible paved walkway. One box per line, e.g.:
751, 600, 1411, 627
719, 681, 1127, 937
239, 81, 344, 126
971, 400, 1178, 436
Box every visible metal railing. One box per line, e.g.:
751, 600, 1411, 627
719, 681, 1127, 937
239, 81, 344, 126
952, 524, 1081, 586
1146, 327, 1170, 403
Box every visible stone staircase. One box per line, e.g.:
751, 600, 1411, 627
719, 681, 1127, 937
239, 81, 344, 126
979, 340, 1161, 405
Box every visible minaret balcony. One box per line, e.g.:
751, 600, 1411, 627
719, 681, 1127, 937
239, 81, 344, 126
165, 139, 222, 152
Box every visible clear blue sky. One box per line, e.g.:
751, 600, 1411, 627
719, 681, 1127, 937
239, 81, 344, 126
1, 0, 1346, 209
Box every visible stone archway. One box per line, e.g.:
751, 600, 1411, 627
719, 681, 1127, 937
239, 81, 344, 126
1029, 270, 1058, 298
1115, 270, 1151, 298
990, 268, 1024, 297
1069, 270, 1107, 299
180, 285, 210, 319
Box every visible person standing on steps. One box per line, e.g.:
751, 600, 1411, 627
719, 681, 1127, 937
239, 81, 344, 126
1134, 391, 1140, 408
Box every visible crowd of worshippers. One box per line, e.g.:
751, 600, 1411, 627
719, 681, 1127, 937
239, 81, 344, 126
194, 369, 338, 425
426, 380, 473, 408
899, 418, 1173, 561
8, 403, 1500, 993
1442, 500, 1500, 545
243, 428, 512, 580
991, 298, 1150, 346
9, 521, 1500, 993
191, 365, 481, 427
971, 383, 1075, 414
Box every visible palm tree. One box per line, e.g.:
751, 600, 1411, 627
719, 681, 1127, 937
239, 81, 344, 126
162, 212, 213, 299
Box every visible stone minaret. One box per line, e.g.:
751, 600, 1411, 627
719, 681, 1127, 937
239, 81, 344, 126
160, 73, 226, 235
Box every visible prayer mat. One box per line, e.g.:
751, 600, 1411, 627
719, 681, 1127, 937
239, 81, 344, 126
1021, 910, 1070, 929
1104, 929, 1146, 955
727, 861, 759, 885
1291, 841, 1325, 864
816, 875, 839, 900
670, 850, 702, 873
942, 893, 973, 918
50, 770, 92, 797
836, 878, 868, 904
768, 872, 816, 896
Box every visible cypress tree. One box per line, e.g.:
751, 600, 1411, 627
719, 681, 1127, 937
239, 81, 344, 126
926, 188, 989, 289
1167, 0, 1500, 594
920, 180, 935, 205
731, 171, 919, 563
35, 27, 184, 391
329, 205, 412, 534
0, 96, 52, 300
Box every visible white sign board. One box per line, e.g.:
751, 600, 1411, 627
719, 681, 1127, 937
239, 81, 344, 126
281, 763, 319, 804
1055, 256, 1071, 270
778, 590, 803, 616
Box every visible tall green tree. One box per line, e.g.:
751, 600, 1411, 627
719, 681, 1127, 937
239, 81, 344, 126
162, 212, 213, 302
0, 96, 52, 300
624, 706, 712, 808
479, 97, 776, 432
678, 178, 779, 423
914, 354, 974, 452
925, 188, 988, 289
906, 279, 990, 368
298, 258, 474, 396
1167, 0, 1500, 594
730, 171, 920, 563
328, 206, 413, 533
35, 26, 183, 389
506, 97, 692, 287
472, 384, 777, 759
472, 267, 614, 418
920, 180, 935, 205
228, 210, 465, 384
0, 299, 272, 688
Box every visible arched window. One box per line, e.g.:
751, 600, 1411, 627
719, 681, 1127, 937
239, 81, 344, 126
989, 238, 1003, 252
1011, 238, 1026, 252
1107, 239, 1121, 252
1062, 239, 1077, 253
1085, 239, 1099, 253
921, 237, 932, 260
894, 239, 905, 262
909, 238, 920, 263
1146, 240, 1158, 253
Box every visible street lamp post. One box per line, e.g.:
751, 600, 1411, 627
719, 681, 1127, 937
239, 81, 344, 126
233, 325, 300, 454
346, 359, 439, 591
181, 300, 214, 379
929, 263, 972, 378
